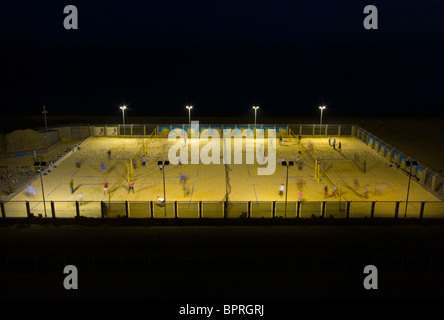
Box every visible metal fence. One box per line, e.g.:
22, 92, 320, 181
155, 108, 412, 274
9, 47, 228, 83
351, 125, 444, 200
90, 123, 354, 138
2, 200, 444, 219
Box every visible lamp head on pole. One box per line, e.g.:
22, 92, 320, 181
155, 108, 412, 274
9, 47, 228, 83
186, 105, 193, 110
120, 105, 127, 111
252, 106, 259, 110
319, 106, 326, 111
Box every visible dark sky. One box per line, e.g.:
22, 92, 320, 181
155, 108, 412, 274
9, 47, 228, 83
1, 0, 443, 126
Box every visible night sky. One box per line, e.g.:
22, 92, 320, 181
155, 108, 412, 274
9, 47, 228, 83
1, 0, 443, 127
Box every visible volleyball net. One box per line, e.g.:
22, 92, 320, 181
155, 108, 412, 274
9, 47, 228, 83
288, 129, 341, 197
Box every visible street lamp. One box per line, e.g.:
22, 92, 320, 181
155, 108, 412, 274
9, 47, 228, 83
158, 160, 170, 217
42, 106, 48, 133
404, 160, 418, 218
120, 105, 127, 136
186, 106, 193, 129
252, 106, 259, 132
281, 161, 294, 218
318, 106, 326, 135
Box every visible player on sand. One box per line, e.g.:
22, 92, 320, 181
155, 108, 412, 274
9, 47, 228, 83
279, 184, 285, 196
103, 182, 109, 195
157, 196, 165, 206
128, 179, 135, 194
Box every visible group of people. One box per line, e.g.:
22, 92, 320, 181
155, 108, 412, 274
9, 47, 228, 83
70, 148, 190, 204
323, 185, 339, 198
279, 177, 305, 201
328, 137, 342, 151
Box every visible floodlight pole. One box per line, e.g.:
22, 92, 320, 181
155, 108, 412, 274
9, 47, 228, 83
120, 106, 127, 136
162, 164, 166, 217
38, 169, 47, 217
42, 106, 48, 133
253, 106, 259, 131
285, 165, 289, 218
186, 106, 193, 129
282, 161, 294, 218
404, 164, 413, 218
319, 106, 326, 135
159, 160, 169, 217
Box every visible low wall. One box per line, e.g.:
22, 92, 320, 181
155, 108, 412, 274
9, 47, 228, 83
0, 129, 59, 153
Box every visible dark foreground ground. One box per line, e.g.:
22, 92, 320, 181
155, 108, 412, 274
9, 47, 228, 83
1, 224, 444, 303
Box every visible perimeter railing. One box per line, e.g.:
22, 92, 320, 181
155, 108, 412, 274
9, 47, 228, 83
1, 200, 444, 219
89, 123, 353, 138
351, 125, 444, 201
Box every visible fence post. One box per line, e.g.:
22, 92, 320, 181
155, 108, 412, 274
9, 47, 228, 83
420, 168, 426, 185
371, 201, 376, 218
199, 201, 202, 218
420, 201, 425, 219
248, 201, 251, 218
150, 201, 154, 218
1, 201, 5, 218
297, 201, 301, 218
101, 201, 105, 218
174, 201, 178, 219
75, 201, 80, 218
346, 201, 350, 219
338, 125, 341, 136
321, 201, 326, 218
312, 124, 315, 136
431, 174, 437, 191
26, 201, 31, 218
272, 201, 276, 218
51, 201, 56, 218
125, 201, 129, 218
394, 201, 400, 219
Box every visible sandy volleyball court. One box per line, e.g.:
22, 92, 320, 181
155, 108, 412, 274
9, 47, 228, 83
4, 134, 442, 218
